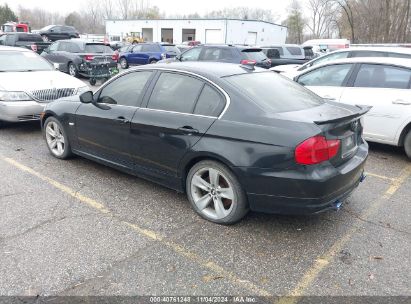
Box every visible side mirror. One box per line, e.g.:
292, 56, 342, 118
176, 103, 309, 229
79, 91, 93, 103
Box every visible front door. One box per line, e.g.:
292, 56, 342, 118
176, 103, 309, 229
339, 63, 411, 144
75, 70, 154, 167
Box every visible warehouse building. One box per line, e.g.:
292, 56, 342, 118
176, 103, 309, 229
105, 18, 287, 45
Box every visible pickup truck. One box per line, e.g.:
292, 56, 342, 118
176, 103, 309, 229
0, 32, 50, 54
260, 45, 311, 67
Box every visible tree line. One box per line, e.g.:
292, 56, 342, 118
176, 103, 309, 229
283, 0, 411, 44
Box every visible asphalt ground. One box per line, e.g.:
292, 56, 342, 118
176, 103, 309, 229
0, 117, 410, 302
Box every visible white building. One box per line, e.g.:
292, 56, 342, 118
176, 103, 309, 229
105, 18, 287, 45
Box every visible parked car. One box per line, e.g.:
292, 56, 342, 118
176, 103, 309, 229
41, 39, 118, 78
161, 45, 272, 69
0, 46, 88, 125
303, 46, 317, 60
40, 62, 368, 224
182, 40, 201, 46
293, 57, 411, 159
36, 25, 79, 42
272, 47, 411, 77
0, 32, 50, 54
260, 44, 310, 67
118, 43, 181, 68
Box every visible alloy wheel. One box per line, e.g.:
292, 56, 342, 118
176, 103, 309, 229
190, 167, 235, 220
69, 64, 77, 77
45, 121, 65, 157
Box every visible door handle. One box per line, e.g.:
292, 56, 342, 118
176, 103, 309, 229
114, 116, 130, 124
392, 100, 411, 105
178, 126, 199, 135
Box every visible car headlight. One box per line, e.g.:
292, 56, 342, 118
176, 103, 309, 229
76, 86, 91, 95
0, 90, 32, 101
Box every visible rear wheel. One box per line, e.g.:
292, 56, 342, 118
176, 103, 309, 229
89, 78, 97, 86
44, 117, 72, 159
186, 160, 248, 224
68, 62, 78, 77
119, 57, 129, 69
404, 131, 411, 159
149, 59, 158, 64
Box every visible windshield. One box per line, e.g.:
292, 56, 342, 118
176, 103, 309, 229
242, 50, 267, 62
84, 44, 113, 53
225, 72, 324, 113
0, 51, 52, 72
40, 25, 55, 31
163, 45, 181, 54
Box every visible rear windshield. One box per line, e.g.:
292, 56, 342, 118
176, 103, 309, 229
242, 50, 267, 61
84, 44, 113, 53
163, 45, 181, 54
0, 51, 52, 72
17, 34, 43, 42
225, 72, 324, 113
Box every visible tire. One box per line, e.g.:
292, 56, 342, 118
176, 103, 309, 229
68, 62, 78, 77
119, 57, 129, 69
186, 160, 249, 225
44, 117, 72, 160
149, 59, 158, 64
41, 35, 50, 42
404, 131, 411, 159
89, 78, 97, 86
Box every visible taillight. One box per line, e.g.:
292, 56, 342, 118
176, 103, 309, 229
240, 59, 256, 65
295, 136, 340, 165
84, 55, 94, 61
112, 51, 119, 61
30, 45, 37, 52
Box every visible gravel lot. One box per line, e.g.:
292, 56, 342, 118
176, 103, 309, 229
0, 110, 410, 301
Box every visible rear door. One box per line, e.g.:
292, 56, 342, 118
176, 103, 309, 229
75, 71, 154, 166
339, 63, 411, 144
130, 71, 225, 178
296, 63, 355, 101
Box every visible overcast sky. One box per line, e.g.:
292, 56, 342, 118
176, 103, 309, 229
3, 0, 293, 22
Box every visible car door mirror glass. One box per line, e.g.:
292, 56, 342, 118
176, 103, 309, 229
79, 91, 94, 103
98, 96, 117, 105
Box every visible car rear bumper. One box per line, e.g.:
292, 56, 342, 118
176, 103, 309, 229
234, 141, 368, 215
0, 101, 45, 122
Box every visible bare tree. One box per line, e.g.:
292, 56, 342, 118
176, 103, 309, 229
283, 0, 306, 44
306, 0, 337, 38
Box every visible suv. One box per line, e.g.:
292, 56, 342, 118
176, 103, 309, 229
36, 25, 79, 42
0, 33, 50, 54
119, 43, 181, 68
260, 44, 309, 67
162, 45, 271, 69
41, 39, 117, 78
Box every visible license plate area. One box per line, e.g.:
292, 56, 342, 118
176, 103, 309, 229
342, 134, 358, 158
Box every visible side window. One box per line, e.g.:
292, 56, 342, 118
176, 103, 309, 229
354, 64, 411, 89
387, 52, 411, 59
181, 47, 201, 61
297, 64, 353, 87
194, 85, 225, 117
147, 72, 204, 113
98, 71, 152, 106
132, 45, 142, 52
69, 43, 81, 53
49, 42, 59, 52
142, 44, 160, 52
311, 51, 349, 67
202, 48, 221, 61
58, 42, 69, 51
51, 26, 61, 33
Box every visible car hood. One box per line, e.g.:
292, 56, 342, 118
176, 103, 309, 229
0, 71, 85, 91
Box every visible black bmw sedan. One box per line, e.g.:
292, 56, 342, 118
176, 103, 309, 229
41, 62, 369, 224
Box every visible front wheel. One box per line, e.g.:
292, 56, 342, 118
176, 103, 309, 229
404, 131, 411, 159
89, 78, 97, 86
44, 117, 72, 159
41, 35, 50, 42
186, 160, 249, 224
119, 58, 129, 69
68, 62, 78, 77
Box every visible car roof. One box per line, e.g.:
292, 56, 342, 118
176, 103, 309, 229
260, 44, 302, 48
303, 57, 411, 72
332, 46, 411, 54
0, 45, 31, 52
130, 61, 266, 78
56, 39, 105, 45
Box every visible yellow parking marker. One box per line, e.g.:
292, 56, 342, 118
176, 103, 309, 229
276, 164, 411, 304
1, 156, 272, 297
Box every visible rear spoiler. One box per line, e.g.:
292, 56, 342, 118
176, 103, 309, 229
314, 105, 372, 125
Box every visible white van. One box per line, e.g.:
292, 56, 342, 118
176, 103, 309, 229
303, 39, 350, 52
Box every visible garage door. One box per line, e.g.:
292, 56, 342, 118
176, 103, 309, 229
205, 29, 222, 44
246, 32, 257, 45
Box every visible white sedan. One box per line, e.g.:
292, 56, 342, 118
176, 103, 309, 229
0, 46, 89, 124
293, 57, 411, 159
